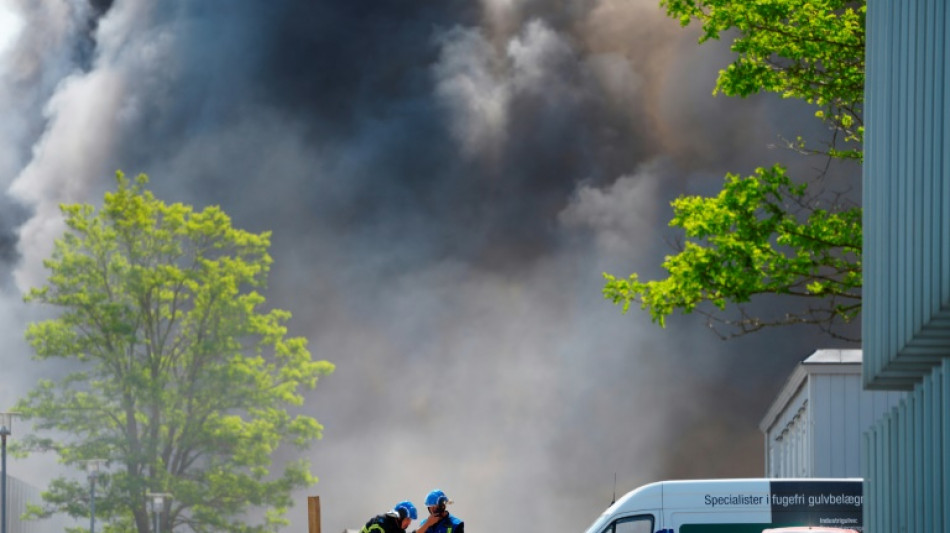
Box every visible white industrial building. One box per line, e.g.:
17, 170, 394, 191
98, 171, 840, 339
5, 475, 48, 533
759, 349, 904, 478
0, 474, 77, 533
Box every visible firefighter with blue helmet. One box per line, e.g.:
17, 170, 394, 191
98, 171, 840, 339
413, 489, 463, 533
361, 500, 418, 533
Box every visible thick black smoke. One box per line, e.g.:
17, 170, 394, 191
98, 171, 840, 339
0, 1, 859, 532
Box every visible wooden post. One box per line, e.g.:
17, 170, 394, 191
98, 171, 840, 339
307, 496, 321, 533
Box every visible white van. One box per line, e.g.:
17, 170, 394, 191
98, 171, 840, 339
583, 478, 863, 533
762, 528, 859, 533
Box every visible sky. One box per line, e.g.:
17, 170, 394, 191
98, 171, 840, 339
0, 1, 861, 533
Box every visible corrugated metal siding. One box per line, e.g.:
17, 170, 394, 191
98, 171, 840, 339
764, 385, 809, 478
864, 0, 950, 391
810, 374, 858, 477
768, 404, 810, 478
763, 358, 905, 479
6, 476, 45, 533
864, 359, 950, 532
810, 377, 832, 476
807, 374, 904, 478
864, 0, 950, 530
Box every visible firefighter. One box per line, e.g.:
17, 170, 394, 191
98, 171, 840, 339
414, 489, 463, 533
361, 500, 418, 533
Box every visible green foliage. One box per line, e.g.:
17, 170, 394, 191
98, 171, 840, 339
604, 1, 866, 339
17, 172, 334, 533
662, 0, 865, 159
604, 165, 861, 338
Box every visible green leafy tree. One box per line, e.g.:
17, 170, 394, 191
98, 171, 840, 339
665, 0, 865, 158
604, 0, 865, 340
604, 165, 862, 338
16, 172, 334, 533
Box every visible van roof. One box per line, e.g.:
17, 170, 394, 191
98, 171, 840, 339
608, 478, 863, 515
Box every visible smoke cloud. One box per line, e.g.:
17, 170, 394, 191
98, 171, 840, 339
0, 1, 859, 532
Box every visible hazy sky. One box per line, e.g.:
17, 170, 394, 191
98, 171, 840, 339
0, 1, 859, 532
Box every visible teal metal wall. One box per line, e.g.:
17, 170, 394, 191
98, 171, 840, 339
864, 0, 950, 390
863, 359, 950, 532
864, 0, 950, 530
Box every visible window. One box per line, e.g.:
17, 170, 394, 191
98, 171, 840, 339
607, 515, 654, 533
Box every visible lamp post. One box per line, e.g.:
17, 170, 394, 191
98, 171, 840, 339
146, 492, 172, 533
0, 413, 14, 533
86, 460, 106, 533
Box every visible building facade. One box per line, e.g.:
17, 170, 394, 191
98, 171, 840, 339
760, 349, 904, 478
6, 475, 44, 533
863, 0, 950, 530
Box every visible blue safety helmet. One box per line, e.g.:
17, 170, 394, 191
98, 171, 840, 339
394, 501, 418, 520
424, 489, 449, 507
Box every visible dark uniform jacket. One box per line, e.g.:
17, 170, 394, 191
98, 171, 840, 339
417, 513, 463, 533
361, 513, 406, 533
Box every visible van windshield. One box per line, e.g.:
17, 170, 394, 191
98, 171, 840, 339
583, 514, 654, 533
